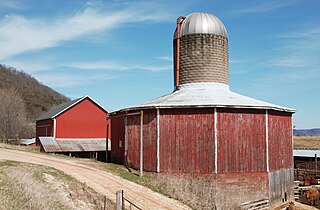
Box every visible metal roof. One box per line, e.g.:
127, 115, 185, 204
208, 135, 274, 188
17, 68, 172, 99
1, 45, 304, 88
174, 12, 228, 39
19, 138, 36, 145
39, 137, 110, 152
36, 95, 108, 121
39, 137, 62, 152
112, 83, 295, 113
294, 149, 320, 157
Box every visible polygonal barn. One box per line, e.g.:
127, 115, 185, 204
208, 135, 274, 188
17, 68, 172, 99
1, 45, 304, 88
110, 12, 295, 208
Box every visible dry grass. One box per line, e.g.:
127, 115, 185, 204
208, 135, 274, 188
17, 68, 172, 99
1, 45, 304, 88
149, 173, 218, 209
0, 161, 114, 210
294, 136, 320, 149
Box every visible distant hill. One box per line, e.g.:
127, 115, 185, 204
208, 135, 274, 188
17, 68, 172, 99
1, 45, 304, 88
0, 64, 69, 121
293, 128, 320, 136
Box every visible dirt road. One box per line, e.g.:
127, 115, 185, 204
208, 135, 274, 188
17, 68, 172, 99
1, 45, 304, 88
0, 147, 190, 210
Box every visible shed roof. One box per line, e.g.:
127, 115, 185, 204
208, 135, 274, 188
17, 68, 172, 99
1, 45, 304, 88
111, 83, 295, 114
294, 149, 320, 158
36, 96, 108, 121
39, 137, 110, 152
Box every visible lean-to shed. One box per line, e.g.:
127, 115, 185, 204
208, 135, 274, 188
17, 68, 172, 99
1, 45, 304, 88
110, 12, 295, 208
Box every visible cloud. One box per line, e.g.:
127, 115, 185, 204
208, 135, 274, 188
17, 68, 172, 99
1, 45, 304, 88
269, 27, 320, 68
234, 1, 297, 14
68, 60, 172, 72
0, 1, 178, 59
155, 56, 173, 62
0, 0, 25, 10
34, 73, 115, 88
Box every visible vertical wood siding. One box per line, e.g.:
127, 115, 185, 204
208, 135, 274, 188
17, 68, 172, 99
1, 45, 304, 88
159, 108, 215, 174
268, 111, 293, 171
142, 110, 157, 171
125, 110, 157, 171
56, 98, 107, 138
126, 114, 140, 169
217, 109, 267, 173
36, 119, 53, 145
111, 116, 125, 163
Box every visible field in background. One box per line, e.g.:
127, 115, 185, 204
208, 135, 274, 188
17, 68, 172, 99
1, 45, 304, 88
0, 160, 114, 210
294, 136, 320, 149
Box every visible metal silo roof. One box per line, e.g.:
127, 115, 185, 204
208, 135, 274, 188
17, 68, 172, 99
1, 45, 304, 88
174, 12, 228, 39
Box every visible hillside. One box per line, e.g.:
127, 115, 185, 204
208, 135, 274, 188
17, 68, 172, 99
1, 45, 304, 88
0, 64, 69, 121
293, 128, 320, 136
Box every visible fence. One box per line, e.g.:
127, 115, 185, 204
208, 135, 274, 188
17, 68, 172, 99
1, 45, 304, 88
238, 198, 270, 210
116, 190, 143, 210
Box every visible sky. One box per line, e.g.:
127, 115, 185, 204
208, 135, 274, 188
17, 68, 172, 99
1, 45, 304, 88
0, 0, 319, 129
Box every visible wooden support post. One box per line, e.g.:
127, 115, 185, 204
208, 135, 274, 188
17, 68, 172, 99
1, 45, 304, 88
116, 190, 124, 210
106, 122, 109, 162
315, 154, 317, 177
140, 110, 143, 177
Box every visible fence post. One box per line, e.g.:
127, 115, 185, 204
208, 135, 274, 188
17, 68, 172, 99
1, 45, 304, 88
116, 190, 125, 210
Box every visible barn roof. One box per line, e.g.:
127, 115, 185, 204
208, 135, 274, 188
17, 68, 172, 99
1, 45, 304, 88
39, 137, 111, 152
111, 83, 295, 114
36, 96, 108, 121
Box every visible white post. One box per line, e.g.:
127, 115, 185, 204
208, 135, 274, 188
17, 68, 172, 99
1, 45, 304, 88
266, 110, 269, 172
53, 118, 56, 138
214, 108, 218, 174
140, 111, 143, 177
156, 108, 160, 173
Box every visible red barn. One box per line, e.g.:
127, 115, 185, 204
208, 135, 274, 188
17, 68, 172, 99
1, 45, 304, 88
36, 96, 110, 160
110, 12, 295, 208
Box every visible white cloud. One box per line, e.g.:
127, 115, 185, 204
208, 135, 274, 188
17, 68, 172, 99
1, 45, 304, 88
155, 56, 173, 62
69, 60, 171, 72
34, 73, 115, 88
0, 0, 25, 10
0, 1, 178, 59
235, 1, 298, 14
269, 27, 320, 69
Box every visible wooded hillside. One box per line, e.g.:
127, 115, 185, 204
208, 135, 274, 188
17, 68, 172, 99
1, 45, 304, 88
0, 64, 69, 140
0, 64, 69, 120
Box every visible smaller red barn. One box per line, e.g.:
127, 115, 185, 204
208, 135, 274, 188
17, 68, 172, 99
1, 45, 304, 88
36, 96, 110, 161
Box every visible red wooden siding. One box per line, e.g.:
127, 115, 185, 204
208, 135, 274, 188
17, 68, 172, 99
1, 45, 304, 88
159, 108, 215, 174
36, 119, 53, 145
217, 109, 267, 173
125, 110, 157, 171
55, 98, 107, 138
111, 116, 125, 162
142, 110, 157, 171
126, 114, 140, 169
268, 111, 293, 171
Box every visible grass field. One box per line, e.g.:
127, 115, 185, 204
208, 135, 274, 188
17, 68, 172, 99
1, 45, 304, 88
294, 136, 320, 149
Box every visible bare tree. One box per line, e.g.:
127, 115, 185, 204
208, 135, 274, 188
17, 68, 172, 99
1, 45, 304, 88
0, 88, 28, 143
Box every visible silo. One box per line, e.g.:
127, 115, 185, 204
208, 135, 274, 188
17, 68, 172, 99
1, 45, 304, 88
110, 12, 295, 208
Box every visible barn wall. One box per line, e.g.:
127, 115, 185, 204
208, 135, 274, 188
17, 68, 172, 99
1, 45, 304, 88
268, 168, 294, 207
111, 116, 125, 163
215, 172, 268, 209
217, 109, 267, 173
159, 108, 215, 174
125, 110, 158, 172
268, 111, 293, 171
36, 119, 53, 145
55, 98, 107, 138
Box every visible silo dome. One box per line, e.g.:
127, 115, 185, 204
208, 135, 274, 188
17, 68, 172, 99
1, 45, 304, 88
174, 12, 228, 38
173, 12, 229, 87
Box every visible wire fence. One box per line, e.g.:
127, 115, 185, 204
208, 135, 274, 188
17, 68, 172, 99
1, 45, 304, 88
116, 190, 143, 210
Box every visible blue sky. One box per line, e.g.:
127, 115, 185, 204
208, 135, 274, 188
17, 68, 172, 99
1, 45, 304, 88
0, 0, 319, 129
